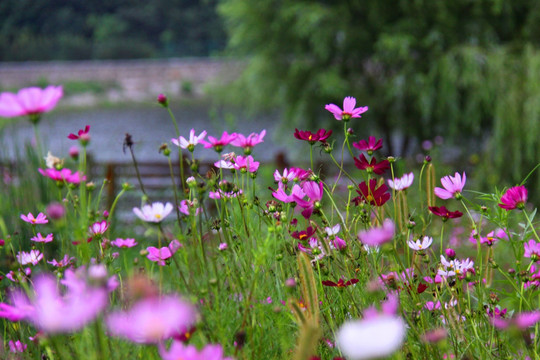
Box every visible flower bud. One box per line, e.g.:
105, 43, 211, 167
157, 93, 168, 107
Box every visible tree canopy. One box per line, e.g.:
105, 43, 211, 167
218, 0, 540, 192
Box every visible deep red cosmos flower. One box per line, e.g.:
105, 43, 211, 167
322, 278, 359, 287
294, 128, 332, 144
352, 179, 390, 206
354, 154, 390, 175
291, 226, 317, 241
428, 206, 463, 220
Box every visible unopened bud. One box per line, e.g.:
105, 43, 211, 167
157, 93, 168, 107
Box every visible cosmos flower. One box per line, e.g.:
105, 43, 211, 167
428, 206, 463, 220
352, 179, 390, 207
353, 136, 383, 154
21, 212, 48, 225
16, 250, 43, 266
111, 238, 138, 248
89, 220, 108, 236
171, 129, 207, 151
159, 342, 233, 360
231, 130, 266, 153
498, 185, 528, 211
354, 154, 390, 175
200, 131, 237, 152
325, 96, 368, 121
434, 172, 466, 200
30, 233, 54, 243
524, 239, 540, 260
133, 202, 173, 223
0, 85, 63, 119
38, 168, 86, 185
322, 278, 359, 288
388, 173, 414, 191
407, 236, 433, 251
358, 219, 395, 246
233, 155, 260, 173
294, 128, 332, 144
107, 295, 197, 344
67, 125, 90, 143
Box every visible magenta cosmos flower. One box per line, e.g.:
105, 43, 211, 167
293, 181, 324, 218
200, 131, 237, 152
38, 168, 86, 185
234, 155, 260, 173
89, 220, 108, 236
30, 233, 54, 243
107, 295, 197, 344
524, 239, 540, 260
0, 86, 63, 119
21, 212, 48, 225
498, 185, 527, 210
171, 129, 207, 152
111, 238, 138, 248
434, 172, 466, 200
325, 96, 368, 121
294, 128, 332, 144
146, 240, 181, 266
133, 202, 173, 223
354, 154, 389, 175
231, 130, 266, 154
68, 125, 91, 144
353, 136, 383, 154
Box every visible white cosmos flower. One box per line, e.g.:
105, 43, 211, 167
336, 315, 406, 360
133, 202, 173, 223
387, 172, 414, 191
171, 129, 207, 150
407, 236, 433, 251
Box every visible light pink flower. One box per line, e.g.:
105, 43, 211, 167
159, 342, 233, 360
111, 238, 138, 248
89, 220, 108, 236
434, 172, 466, 200
21, 212, 48, 225
498, 185, 528, 210
31, 232, 54, 243
107, 295, 197, 344
8, 340, 27, 353
133, 202, 173, 223
171, 129, 207, 151
47, 254, 75, 268
358, 219, 395, 246
0, 85, 63, 118
293, 181, 324, 218
388, 172, 414, 191
178, 200, 201, 216
407, 236, 433, 251
16, 250, 43, 266
325, 96, 368, 121
218, 243, 228, 251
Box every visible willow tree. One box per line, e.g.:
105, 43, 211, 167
218, 0, 540, 195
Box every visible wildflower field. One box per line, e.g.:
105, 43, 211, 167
0, 87, 539, 359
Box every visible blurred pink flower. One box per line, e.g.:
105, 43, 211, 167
434, 172, 466, 200
201, 131, 237, 152
524, 239, 540, 260
38, 168, 86, 184
47, 254, 75, 268
30, 232, 53, 243
16, 250, 43, 266
89, 220, 108, 236
325, 96, 368, 121
498, 185, 528, 210
147, 240, 181, 266
231, 130, 266, 153
0, 85, 63, 118
111, 238, 138, 248
159, 342, 233, 360
358, 219, 395, 246
107, 295, 197, 344
8, 340, 27, 353
388, 172, 414, 191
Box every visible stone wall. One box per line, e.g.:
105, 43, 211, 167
0, 58, 242, 104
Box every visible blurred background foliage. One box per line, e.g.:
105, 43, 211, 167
0, 0, 539, 198
0, 0, 227, 60
217, 0, 540, 197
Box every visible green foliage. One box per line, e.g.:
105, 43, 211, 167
218, 0, 540, 198
0, 0, 227, 60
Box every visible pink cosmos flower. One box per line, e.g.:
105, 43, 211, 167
38, 168, 86, 184
231, 130, 266, 153
272, 184, 306, 203
326, 224, 347, 250
159, 342, 233, 360
498, 185, 528, 210
388, 173, 414, 191
21, 212, 48, 225
146, 240, 181, 266
133, 202, 173, 223
107, 295, 197, 344
358, 219, 395, 246
491, 311, 540, 330
274, 168, 298, 185
293, 181, 324, 218
233, 155, 260, 173
209, 189, 243, 199
524, 239, 540, 260
16, 250, 43, 266
438, 255, 474, 278
200, 131, 237, 152
47, 254, 75, 268
0, 85, 63, 118
89, 220, 108, 236
111, 238, 138, 248
468, 229, 508, 246
325, 96, 368, 121
31, 232, 54, 243
0, 273, 108, 333
434, 172, 466, 200
8, 340, 27, 353
218, 243, 228, 251
171, 129, 207, 151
